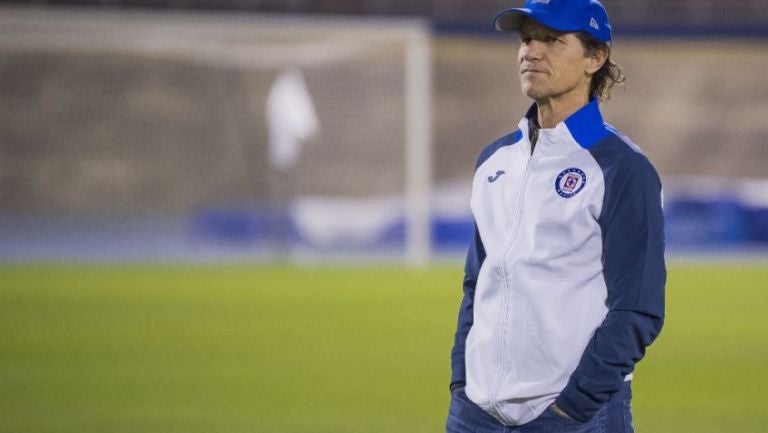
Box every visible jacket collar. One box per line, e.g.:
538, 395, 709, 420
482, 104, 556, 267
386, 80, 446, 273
518, 99, 610, 156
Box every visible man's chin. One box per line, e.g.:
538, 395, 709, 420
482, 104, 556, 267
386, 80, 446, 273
521, 86, 546, 101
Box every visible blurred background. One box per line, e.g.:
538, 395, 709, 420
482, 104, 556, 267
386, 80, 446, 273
0, 1, 767, 433
2, 0, 768, 262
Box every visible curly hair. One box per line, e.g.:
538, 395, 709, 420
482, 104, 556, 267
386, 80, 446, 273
576, 33, 626, 102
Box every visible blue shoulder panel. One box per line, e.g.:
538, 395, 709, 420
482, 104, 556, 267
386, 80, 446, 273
475, 129, 523, 170
555, 133, 666, 422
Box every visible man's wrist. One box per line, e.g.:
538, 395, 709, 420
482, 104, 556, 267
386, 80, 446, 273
550, 403, 573, 420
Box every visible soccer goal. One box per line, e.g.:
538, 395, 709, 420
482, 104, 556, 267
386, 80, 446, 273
0, 7, 433, 266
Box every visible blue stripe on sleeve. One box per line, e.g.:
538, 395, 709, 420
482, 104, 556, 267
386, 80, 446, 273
450, 222, 486, 388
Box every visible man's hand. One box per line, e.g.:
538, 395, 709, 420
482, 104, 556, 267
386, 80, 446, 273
550, 403, 573, 420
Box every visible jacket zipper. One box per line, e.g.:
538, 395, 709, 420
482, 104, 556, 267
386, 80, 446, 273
488, 154, 536, 422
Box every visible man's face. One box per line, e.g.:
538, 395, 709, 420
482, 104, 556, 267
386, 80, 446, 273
517, 19, 591, 103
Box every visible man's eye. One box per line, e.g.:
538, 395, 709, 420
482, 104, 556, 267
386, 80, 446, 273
521, 37, 532, 44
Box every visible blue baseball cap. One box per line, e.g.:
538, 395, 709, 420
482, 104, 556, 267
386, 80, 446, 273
494, 0, 612, 43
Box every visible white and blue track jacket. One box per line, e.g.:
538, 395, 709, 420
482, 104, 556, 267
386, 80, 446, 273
450, 100, 666, 426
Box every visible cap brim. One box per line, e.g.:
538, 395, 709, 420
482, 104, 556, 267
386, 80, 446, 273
493, 8, 529, 32
494, 8, 582, 34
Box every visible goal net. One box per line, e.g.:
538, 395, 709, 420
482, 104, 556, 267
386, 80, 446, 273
0, 7, 433, 266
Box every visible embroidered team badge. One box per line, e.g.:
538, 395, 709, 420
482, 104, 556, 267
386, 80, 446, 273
555, 168, 587, 198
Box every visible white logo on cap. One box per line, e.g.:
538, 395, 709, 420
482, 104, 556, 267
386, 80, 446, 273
532, 0, 550, 4
589, 17, 600, 30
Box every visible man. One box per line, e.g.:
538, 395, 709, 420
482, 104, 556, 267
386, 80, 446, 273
446, 1, 666, 432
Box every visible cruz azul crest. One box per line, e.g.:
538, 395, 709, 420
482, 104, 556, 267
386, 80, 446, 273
555, 168, 587, 198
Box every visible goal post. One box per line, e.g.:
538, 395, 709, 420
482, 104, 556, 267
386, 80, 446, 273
0, 7, 433, 266
404, 25, 433, 268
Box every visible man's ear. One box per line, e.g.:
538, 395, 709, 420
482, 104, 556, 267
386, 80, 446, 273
586, 46, 608, 75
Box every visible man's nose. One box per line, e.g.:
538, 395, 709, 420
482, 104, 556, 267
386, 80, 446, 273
520, 40, 544, 61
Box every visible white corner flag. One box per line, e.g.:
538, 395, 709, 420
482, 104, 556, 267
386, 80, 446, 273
266, 68, 319, 170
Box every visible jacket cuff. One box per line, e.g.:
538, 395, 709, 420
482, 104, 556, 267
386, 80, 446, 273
554, 387, 596, 423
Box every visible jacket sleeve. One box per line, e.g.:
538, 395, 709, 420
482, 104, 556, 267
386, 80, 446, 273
450, 223, 486, 389
555, 153, 666, 421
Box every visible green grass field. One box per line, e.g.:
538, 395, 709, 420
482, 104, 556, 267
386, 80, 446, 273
1, 262, 766, 433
